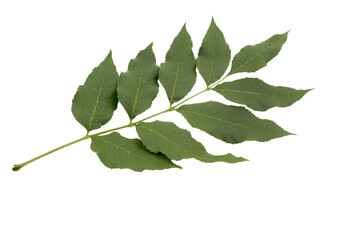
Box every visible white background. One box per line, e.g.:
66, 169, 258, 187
1, 0, 359, 239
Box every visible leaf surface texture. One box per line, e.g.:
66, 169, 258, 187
117, 43, 159, 120
159, 25, 196, 105
136, 121, 247, 163
177, 101, 291, 143
72, 51, 119, 132
214, 78, 311, 111
91, 132, 181, 171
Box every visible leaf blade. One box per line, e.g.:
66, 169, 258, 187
117, 43, 160, 120
196, 18, 231, 86
177, 101, 291, 143
90, 132, 181, 171
229, 32, 288, 75
159, 24, 196, 105
136, 121, 247, 163
71, 51, 119, 132
214, 78, 311, 111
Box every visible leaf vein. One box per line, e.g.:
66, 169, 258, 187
170, 33, 184, 104
207, 26, 216, 85
130, 61, 145, 120
96, 137, 149, 162
138, 125, 187, 153
179, 109, 259, 131
215, 88, 292, 97
88, 62, 109, 131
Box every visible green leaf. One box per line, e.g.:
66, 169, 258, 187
177, 101, 291, 143
159, 24, 196, 105
229, 32, 288, 75
214, 78, 311, 111
136, 121, 247, 163
90, 132, 181, 171
72, 51, 119, 132
197, 17, 231, 86
117, 43, 159, 120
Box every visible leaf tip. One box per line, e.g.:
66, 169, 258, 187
299, 88, 314, 98
306, 88, 315, 93
209, 17, 219, 29
287, 131, 297, 137
283, 31, 290, 41
181, 23, 187, 31
276, 31, 289, 43
174, 164, 182, 169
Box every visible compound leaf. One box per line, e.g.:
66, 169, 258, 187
214, 78, 311, 111
229, 32, 288, 75
90, 132, 181, 171
117, 43, 159, 120
196, 17, 231, 86
159, 24, 196, 105
177, 101, 291, 143
72, 51, 119, 132
136, 121, 247, 163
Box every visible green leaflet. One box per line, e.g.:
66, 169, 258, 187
196, 18, 231, 86
91, 132, 181, 171
177, 101, 291, 144
214, 78, 311, 111
229, 32, 288, 75
118, 43, 159, 120
72, 51, 119, 132
159, 24, 196, 105
136, 121, 247, 163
